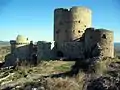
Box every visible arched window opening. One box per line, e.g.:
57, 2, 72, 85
90, 36, 93, 39
56, 29, 60, 34
78, 30, 80, 33
102, 34, 107, 39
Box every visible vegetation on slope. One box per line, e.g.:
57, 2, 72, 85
0, 44, 119, 90
0, 57, 120, 90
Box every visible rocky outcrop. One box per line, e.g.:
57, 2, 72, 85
86, 61, 120, 90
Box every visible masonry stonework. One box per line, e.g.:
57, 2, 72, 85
8, 6, 114, 65
69, 6, 92, 41
54, 6, 92, 50
10, 35, 30, 61
53, 6, 114, 59
60, 42, 85, 59
85, 28, 114, 58
37, 41, 52, 60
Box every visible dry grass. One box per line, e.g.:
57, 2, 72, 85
0, 57, 120, 90
0, 46, 10, 62
94, 57, 120, 76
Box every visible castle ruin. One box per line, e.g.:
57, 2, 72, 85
9, 35, 51, 65
54, 6, 91, 47
53, 6, 114, 59
8, 6, 114, 65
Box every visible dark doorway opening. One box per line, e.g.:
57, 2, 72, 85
32, 54, 37, 65
57, 51, 64, 57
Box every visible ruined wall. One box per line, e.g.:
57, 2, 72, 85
60, 42, 85, 59
10, 35, 30, 60
37, 41, 51, 60
15, 35, 30, 60
10, 40, 16, 54
15, 45, 29, 60
85, 28, 114, 58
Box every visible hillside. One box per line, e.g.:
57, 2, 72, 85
114, 43, 120, 49
0, 41, 10, 47
114, 43, 120, 56
0, 46, 10, 62
0, 43, 119, 89
0, 58, 120, 90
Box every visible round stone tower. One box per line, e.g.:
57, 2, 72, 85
54, 8, 70, 46
85, 28, 114, 58
10, 40, 16, 54
69, 6, 92, 41
54, 6, 92, 45
15, 35, 30, 60
16, 35, 29, 48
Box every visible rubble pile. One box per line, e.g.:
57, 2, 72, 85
86, 61, 120, 90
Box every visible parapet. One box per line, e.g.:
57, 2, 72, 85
54, 6, 92, 13
37, 41, 51, 45
85, 28, 113, 34
70, 6, 92, 13
95, 28, 113, 33
86, 27, 95, 31
54, 8, 68, 13
10, 40, 16, 44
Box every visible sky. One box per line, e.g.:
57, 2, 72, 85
0, 0, 120, 42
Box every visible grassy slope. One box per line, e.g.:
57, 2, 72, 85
0, 46, 10, 62
0, 61, 75, 89
0, 44, 119, 89
0, 57, 120, 90
114, 43, 120, 56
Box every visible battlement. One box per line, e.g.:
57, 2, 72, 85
70, 6, 92, 13
95, 29, 113, 33
54, 6, 92, 43
54, 6, 92, 14
85, 28, 114, 58
10, 40, 16, 44
37, 41, 51, 45
86, 28, 113, 33
54, 8, 69, 13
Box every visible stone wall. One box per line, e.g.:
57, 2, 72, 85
54, 6, 92, 51
10, 40, 16, 54
14, 45, 30, 60
69, 6, 92, 41
85, 28, 114, 58
54, 8, 70, 45
59, 42, 85, 59
37, 41, 51, 60
10, 35, 30, 61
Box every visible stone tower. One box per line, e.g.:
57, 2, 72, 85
15, 35, 29, 48
85, 28, 114, 58
54, 8, 69, 47
54, 6, 92, 48
10, 35, 30, 60
10, 40, 16, 54
69, 6, 92, 41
